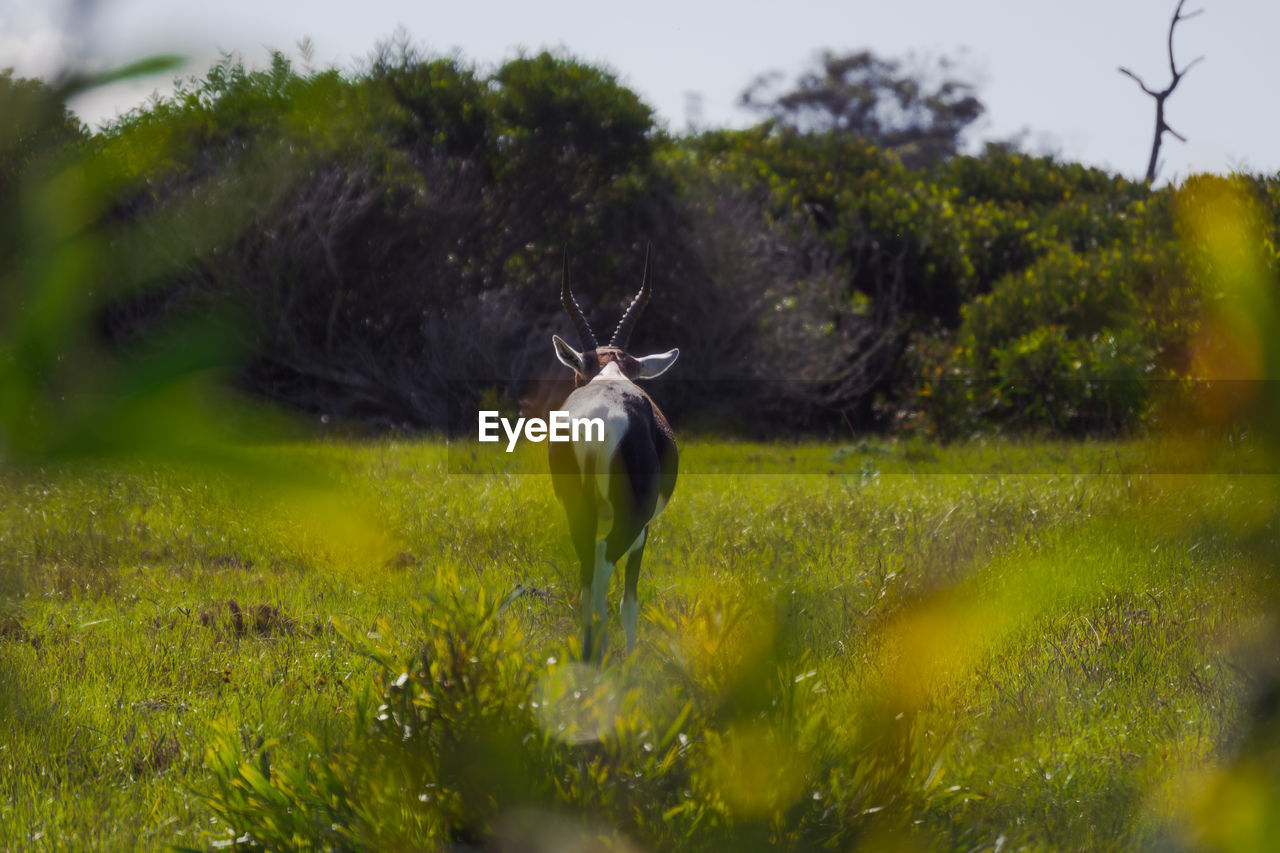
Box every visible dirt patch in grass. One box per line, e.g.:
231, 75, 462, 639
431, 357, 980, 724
0, 615, 30, 643
198, 599, 297, 637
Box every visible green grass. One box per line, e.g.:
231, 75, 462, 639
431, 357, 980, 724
0, 437, 1270, 849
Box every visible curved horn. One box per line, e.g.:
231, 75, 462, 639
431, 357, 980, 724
609, 244, 652, 349
561, 249, 598, 349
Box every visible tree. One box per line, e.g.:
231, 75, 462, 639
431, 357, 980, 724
0, 71, 85, 197
1118, 0, 1204, 183
739, 50, 984, 167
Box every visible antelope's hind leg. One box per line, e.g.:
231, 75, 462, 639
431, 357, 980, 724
564, 500, 606, 663
620, 530, 647, 654
585, 541, 613, 663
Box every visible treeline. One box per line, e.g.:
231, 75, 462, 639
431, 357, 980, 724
6, 48, 1280, 437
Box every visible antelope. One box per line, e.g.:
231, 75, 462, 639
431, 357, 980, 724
549, 249, 679, 663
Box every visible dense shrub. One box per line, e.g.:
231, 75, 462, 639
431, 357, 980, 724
54, 49, 1280, 435
97, 51, 675, 427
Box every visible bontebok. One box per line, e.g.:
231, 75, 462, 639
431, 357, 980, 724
549, 248, 679, 663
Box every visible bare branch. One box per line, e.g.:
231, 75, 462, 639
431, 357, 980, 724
1167, 0, 1205, 82
1121, 0, 1204, 182
1117, 66, 1157, 97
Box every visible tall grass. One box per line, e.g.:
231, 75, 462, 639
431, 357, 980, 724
0, 437, 1265, 849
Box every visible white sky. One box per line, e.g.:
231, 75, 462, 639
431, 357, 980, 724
4, 0, 1277, 183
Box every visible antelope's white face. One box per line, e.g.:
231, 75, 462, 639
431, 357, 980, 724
551, 338, 679, 387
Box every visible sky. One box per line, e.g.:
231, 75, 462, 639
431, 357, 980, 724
3, 0, 1277, 183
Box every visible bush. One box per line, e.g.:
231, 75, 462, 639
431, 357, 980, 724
74, 45, 1280, 437
908, 189, 1208, 435
97, 50, 675, 428
201, 571, 957, 850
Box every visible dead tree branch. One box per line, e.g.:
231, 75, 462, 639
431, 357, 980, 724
1118, 0, 1204, 183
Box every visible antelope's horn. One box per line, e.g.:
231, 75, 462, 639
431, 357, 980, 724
609, 244, 651, 349
561, 249, 598, 349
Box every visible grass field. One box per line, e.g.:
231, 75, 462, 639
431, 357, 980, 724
0, 437, 1272, 850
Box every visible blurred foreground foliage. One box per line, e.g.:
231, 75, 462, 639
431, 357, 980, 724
6, 43, 1276, 438
0, 58, 265, 465
1162, 167, 1280, 853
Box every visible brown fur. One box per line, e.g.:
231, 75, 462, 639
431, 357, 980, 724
570, 347, 643, 386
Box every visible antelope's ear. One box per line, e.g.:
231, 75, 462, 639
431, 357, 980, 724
552, 335, 586, 375
635, 348, 679, 379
